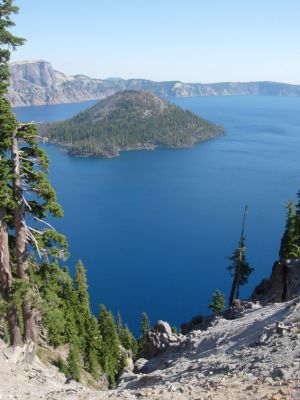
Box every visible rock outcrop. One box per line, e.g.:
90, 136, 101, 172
8, 60, 300, 107
118, 299, 300, 399
252, 258, 300, 304
137, 320, 180, 361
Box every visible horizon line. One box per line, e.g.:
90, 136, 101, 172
9, 59, 300, 87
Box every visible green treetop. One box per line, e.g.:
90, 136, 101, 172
227, 206, 253, 305
75, 260, 90, 311
98, 304, 125, 387
279, 193, 300, 260
279, 200, 299, 259
140, 311, 150, 337
208, 289, 226, 314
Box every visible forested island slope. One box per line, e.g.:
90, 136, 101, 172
39, 90, 223, 157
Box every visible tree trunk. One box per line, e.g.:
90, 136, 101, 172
7, 304, 23, 346
22, 301, 36, 343
229, 270, 238, 306
235, 254, 241, 301
11, 133, 36, 344
0, 207, 23, 346
229, 206, 248, 305
0, 208, 12, 291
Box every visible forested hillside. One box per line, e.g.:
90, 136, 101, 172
40, 90, 224, 157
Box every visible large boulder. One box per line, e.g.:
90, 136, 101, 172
181, 314, 216, 335
138, 320, 180, 360
133, 358, 149, 373
252, 259, 300, 304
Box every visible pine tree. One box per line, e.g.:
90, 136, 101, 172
140, 312, 150, 338
208, 289, 225, 314
293, 190, 300, 256
122, 324, 138, 357
30, 262, 69, 347
75, 260, 90, 312
98, 304, 124, 387
67, 342, 81, 382
279, 200, 299, 259
30, 260, 102, 380
0, 0, 25, 347
74, 260, 100, 375
74, 260, 89, 347
31, 260, 64, 345
10, 123, 67, 346
60, 269, 78, 342
83, 315, 101, 377
61, 269, 81, 381
227, 206, 253, 305
171, 326, 178, 334
279, 192, 300, 260
138, 311, 150, 351
116, 312, 137, 357
0, 1, 67, 349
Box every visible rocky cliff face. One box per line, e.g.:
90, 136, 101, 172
8, 60, 119, 106
10, 60, 63, 87
252, 258, 300, 304
8, 61, 300, 107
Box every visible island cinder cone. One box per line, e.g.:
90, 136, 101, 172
39, 90, 224, 158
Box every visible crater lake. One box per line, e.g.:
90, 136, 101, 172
13, 95, 300, 333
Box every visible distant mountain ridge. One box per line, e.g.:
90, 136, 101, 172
8, 60, 300, 107
40, 90, 223, 158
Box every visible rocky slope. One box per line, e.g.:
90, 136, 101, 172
1, 297, 300, 399
2, 260, 300, 399
39, 90, 223, 157
8, 60, 300, 107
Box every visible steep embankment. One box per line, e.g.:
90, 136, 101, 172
1, 298, 300, 399
8, 60, 300, 107
39, 90, 223, 157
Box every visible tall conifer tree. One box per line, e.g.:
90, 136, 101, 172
227, 206, 253, 305
98, 304, 125, 386
0, 0, 24, 346
0, 0, 67, 349
140, 312, 150, 337
74, 260, 100, 375
279, 194, 300, 260
11, 117, 67, 345
279, 200, 299, 259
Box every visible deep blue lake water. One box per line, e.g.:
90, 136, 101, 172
13, 96, 300, 334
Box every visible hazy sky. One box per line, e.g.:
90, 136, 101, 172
10, 0, 300, 83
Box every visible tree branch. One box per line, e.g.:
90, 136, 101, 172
33, 216, 55, 231
21, 194, 32, 211
20, 165, 36, 175
25, 228, 42, 258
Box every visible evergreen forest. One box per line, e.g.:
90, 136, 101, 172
39, 90, 224, 157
